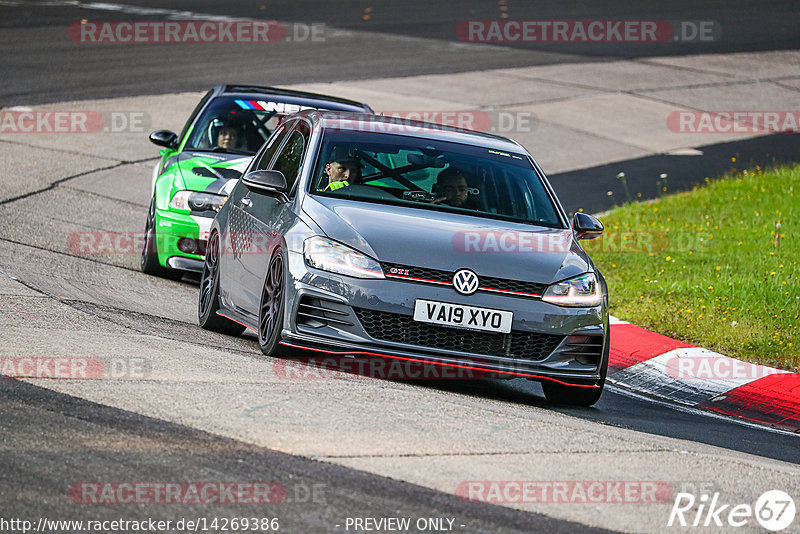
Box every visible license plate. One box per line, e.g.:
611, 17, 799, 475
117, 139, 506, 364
413, 299, 513, 333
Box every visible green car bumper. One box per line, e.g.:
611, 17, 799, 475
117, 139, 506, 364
153, 208, 213, 272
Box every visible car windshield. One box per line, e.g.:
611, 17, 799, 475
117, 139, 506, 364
310, 130, 564, 227
184, 96, 315, 156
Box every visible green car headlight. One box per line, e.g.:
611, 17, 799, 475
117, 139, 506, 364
542, 273, 601, 307
303, 236, 385, 279
169, 191, 227, 213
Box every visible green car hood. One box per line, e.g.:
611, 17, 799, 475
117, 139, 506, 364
172, 151, 253, 195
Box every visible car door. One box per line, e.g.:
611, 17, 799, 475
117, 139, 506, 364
235, 119, 311, 316
219, 122, 292, 314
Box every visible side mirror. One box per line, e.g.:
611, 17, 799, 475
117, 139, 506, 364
149, 130, 178, 149
573, 212, 603, 240
243, 170, 288, 197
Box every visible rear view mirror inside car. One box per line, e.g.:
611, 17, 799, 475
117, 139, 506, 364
407, 153, 446, 168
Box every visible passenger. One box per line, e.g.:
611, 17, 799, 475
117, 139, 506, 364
323, 147, 362, 191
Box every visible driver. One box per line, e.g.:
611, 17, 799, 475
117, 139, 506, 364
323, 146, 362, 191
215, 120, 244, 150
432, 167, 475, 208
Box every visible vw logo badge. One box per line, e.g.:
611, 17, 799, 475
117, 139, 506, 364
453, 269, 479, 295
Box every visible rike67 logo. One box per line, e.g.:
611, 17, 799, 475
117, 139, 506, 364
668, 490, 796, 531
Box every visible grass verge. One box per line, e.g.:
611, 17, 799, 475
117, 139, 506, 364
585, 164, 798, 370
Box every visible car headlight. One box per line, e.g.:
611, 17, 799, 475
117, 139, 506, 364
542, 273, 601, 307
169, 191, 227, 213
303, 236, 385, 279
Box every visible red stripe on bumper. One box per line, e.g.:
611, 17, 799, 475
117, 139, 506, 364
279, 341, 600, 388
216, 311, 257, 332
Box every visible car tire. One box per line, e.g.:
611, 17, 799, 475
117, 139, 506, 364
198, 231, 246, 336
141, 198, 182, 280
542, 333, 609, 407
258, 249, 285, 356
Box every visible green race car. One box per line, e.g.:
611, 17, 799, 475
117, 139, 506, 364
141, 84, 373, 278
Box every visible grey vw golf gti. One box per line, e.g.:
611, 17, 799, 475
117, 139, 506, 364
199, 111, 609, 406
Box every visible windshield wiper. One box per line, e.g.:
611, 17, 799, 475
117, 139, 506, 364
205, 146, 253, 155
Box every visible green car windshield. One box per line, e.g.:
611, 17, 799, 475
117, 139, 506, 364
311, 131, 564, 228
184, 97, 306, 156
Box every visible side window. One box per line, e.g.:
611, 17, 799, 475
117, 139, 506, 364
178, 90, 213, 145
253, 123, 291, 171
270, 122, 309, 191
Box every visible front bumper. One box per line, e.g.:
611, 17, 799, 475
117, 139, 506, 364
281, 251, 608, 385
154, 208, 213, 272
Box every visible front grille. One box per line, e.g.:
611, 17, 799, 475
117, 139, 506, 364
383, 263, 451, 284
354, 308, 563, 361
382, 262, 547, 297
480, 276, 547, 296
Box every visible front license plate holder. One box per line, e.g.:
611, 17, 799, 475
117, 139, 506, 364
413, 299, 513, 334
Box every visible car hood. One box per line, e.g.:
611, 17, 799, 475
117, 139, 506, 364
173, 152, 252, 195
302, 196, 590, 285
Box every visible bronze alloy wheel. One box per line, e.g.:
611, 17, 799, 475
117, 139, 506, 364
258, 251, 284, 355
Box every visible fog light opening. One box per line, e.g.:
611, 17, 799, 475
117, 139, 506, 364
177, 237, 200, 255
564, 334, 604, 366
575, 353, 600, 366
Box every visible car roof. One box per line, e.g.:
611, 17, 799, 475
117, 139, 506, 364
214, 84, 372, 112
297, 110, 526, 152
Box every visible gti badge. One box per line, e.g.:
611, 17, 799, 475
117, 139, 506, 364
453, 269, 479, 295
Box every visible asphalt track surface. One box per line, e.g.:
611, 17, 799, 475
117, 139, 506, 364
3, 0, 800, 105
1, 379, 607, 534
1, 2, 800, 533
